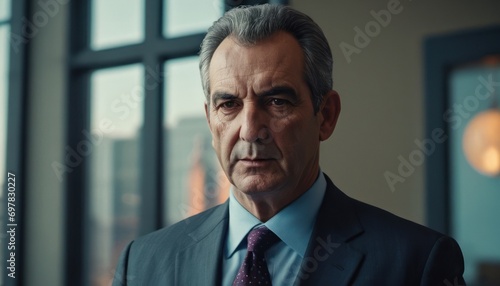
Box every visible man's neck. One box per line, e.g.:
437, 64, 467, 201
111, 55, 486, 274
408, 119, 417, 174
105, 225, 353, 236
232, 170, 320, 222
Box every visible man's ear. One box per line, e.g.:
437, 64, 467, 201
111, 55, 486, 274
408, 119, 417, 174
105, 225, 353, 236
318, 90, 341, 141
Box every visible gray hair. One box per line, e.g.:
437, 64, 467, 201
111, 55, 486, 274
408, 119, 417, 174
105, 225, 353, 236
199, 4, 333, 113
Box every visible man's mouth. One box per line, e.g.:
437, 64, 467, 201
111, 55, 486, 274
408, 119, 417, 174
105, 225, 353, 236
238, 158, 274, 167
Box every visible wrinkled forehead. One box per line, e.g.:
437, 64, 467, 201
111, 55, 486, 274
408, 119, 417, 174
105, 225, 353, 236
208, 31, 306, 92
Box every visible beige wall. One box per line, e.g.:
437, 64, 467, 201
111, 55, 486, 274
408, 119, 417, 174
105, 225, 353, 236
291, 0, 500, 224
23, 0, 500, 285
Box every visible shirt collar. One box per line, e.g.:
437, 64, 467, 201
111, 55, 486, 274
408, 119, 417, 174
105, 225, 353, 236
225, 172, 326, 258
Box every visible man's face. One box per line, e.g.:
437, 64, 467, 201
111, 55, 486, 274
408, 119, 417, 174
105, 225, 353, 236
206, 31, 333, 198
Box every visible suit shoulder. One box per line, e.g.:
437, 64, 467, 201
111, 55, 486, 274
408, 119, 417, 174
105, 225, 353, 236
133, 202, 228, 250
113, 203, 228, 284
349, 196, 444, 243
319, 176, 465, 284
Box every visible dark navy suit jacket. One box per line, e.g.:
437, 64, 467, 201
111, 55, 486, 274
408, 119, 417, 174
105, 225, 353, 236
113, 174, 465, 285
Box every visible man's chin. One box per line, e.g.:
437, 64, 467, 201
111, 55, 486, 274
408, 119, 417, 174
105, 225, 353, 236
232, 175, 285, 195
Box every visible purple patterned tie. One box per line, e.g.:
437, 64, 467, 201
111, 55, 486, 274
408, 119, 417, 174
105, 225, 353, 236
232, 226, 281, 286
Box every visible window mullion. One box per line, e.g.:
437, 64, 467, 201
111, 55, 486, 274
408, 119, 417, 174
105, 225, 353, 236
145, 0, 162, 41
139, 55, 164, 235
64, 1, 92, 285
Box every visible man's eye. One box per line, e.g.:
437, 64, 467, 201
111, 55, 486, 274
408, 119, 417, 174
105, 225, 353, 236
220, 101, 236, 109
270, 98, 288, 106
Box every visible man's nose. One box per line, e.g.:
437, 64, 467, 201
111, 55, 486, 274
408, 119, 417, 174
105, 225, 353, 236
239, 104, 271, 143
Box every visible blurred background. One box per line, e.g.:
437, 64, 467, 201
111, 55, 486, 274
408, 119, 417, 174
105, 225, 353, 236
0, 0, 499, 285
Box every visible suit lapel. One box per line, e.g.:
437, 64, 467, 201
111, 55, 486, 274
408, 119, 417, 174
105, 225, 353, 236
175, 202, 229, 286
295, 175, 365, 286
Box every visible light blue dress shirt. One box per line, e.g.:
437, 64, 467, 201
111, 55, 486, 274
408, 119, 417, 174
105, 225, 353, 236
222, 172, 327, 286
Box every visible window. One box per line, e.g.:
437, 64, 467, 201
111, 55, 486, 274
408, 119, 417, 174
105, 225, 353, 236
91, 0, 144, 50
86, 64, 144, 285
425, 26, 500, 286
163, 57, 229, 226
66, 1, 286, 285
163, 0, 221, 38
448, 64, 500, 284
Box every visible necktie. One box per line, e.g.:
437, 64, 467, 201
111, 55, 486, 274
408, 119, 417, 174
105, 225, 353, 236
233, 226, 281, 286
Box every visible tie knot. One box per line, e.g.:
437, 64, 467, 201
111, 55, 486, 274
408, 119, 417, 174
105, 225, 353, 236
246, 226, 280, 254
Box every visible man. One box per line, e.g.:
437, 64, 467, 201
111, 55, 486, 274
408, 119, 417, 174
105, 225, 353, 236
113, 4, 465, 286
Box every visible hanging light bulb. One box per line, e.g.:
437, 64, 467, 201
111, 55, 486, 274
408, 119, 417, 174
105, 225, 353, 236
463, 109, 500, 176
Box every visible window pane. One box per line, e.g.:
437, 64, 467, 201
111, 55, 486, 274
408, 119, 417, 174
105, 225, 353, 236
449, 65, 500, 284
0, 24, 9, 284
87, 64, 143, 285
0, 0, 10, 22
163, 57, 229, 226
163, 0, 222, 38
91, 0, 144, 50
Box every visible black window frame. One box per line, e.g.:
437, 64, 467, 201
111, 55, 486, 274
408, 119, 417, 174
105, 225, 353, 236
2, 1, 29, 286
64, 0, 288, 285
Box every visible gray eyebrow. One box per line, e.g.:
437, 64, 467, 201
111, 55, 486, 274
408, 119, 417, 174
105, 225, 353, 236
211, 92, 237, 105
258, 86, 298, 101
210, 86, 298, 105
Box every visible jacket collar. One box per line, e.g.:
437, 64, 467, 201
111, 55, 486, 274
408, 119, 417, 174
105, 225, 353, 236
295, 174, 365, 286
174, 174, 365, 286
175, 202, 229, 286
